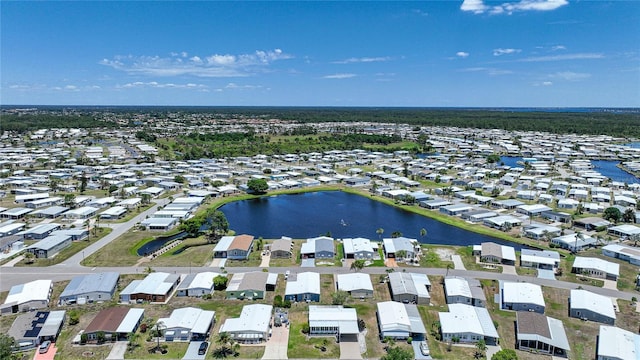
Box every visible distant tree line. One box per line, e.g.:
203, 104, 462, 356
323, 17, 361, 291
0, 114, 117, 133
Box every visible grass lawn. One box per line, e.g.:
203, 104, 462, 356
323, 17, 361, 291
125, 341, 189, 359
557, 253, 605, 288
480, 279, 518, 353
417, 306, 477, 359
419, 245, 455, 268
578, 247, 639, 291
319, 274, 336, 304
456, 246, 502, 273
287, 307, 340, 359
15, 228, 113, 267
224, 249, 262, 267
147, 237, 214, 267
515, 266, 538, 277
345, 302, 385, 359
81, 229, 156, 267
267, 239, 301, 267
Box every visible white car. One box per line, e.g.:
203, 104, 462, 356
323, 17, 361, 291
420, 341, 430, 356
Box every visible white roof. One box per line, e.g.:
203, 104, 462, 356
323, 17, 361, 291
444, 277, 472, 298
337, 273, 373, 292
4, 280, 52, 306
603, 243, 640, 262
220, 304, 272, 334
520, 249, 560, 266
158, 307, 215, 334
213, 236, 235, 252
309, 305, 359, 334
570, 289, 616, 320
121, 272, 178, 296
573, 257, 620, 276
439, 304, 499, 339
342, 237, 374, 254
184, 271, 219, 291
388, 272, 430, 299
116, 308, 145, 333
609, 224, 640, 236
598, 325, 640, 360
502, 282, 545, 307
377, 301, 426, 334
285, 272, 320, 296
100, 206, 127, 216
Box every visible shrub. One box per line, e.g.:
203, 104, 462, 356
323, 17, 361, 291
301, 323, 310, 334
407, 336, 412, 344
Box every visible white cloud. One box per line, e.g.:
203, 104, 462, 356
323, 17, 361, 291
519, 53, 604, 62
332, 56, 392, 64
411, 9, 429, 16
493, 48, 521, 56
323, 73, 356, 79
117, 81, 208, 89
551, 45, 566, 51
460, 67, 513, 75
542, 81, 553, 86
456, 51, 470, 58
225, 83, 263, 90
461, 0, 568, 15
550, 71, 591, 81
100, 49, 292, 78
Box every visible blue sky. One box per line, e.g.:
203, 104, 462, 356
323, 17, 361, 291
2, 1, 638, 107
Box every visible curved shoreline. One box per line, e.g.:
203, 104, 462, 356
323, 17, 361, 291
209, 185, 552, 252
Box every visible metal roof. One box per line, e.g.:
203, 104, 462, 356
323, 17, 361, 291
502, 282, 545, 307
439, 304, 499, 339
308, 305, 358, 334
337, 273, 373, 292
517, 312, 570, 351
158, 307, 215, 335
60, 272, 119, 299
570, 289, 616, 320
597, 325, 640, 360
285, 272, 320, 296
220, 304, 272, 334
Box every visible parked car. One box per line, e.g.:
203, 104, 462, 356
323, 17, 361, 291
198, 341, 208, 355
39, 340, 51, 354
420, 341, 430, 356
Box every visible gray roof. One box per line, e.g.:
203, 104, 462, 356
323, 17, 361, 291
60, 272, 119, 299
517, 312, 570, 351
388, 272, 430, 299
315, 238, 334, 254
26, 234, 71, 251
227, 272, 269, 292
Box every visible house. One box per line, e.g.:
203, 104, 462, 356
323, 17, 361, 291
158, 307, 215, 342
176, 271, 219, 297
119, 272, 180, 303
516, 204, 552, 216
376, 301, 426, 340
1, 207, 32, 219
382, 237, 420, 260
285, 272, 321, 302
308, 305, 359, 341
596, 325, 640, 360
99, 206, 127, 220
573, 217, 611, 231
140, 217, 178, 231
50, 228, 89, 241
444, 276, 486, 307
523, 224, 562, 241
476, 242, 516, 265
59, 272, 119, 305
439, 304, 499, 344
551, 233, 597, 252
342, 237, 376, 259
300, 236, 335, 259
227, 234, 254, 260
569, 289, 615, 325
226, 271, 277, 300
270, 237, 293, 259
30, 206, 69, 219
602, 243, 640, 266
213, 236, 235, 258
516, 312, 570, 356
483, 215, 522, 230
541, 210, 572, 223
501, 281, 545, 313
607, 224, 640, 239
1, 280, 52, 314
18, 223, 61, 240
520, 249, 560, 271
25, 234, 72, 258
337, 273, 374, 298
219, 304, 272, 344
387, 272, 431, 305
572, 257, 620, 281
0, 222, 25, 237
84, 307, 145, 342
8, 311, 65, 350
64, 206, 99, 220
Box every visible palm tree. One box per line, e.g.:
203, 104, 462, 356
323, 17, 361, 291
420, 228, 427, 240
376, 228, 384, 240
152, 321, 166, 352
445, 263, 453, 277
350, 259, 365, 272
391, 231, 402, 238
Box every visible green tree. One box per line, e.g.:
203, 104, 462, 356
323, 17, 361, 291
376, 227, 384, 240
331, 290, 349, 305
213, 332, 238, 358
79, 174, 88, 194
396, 250, 407, 259
623, 208, 636, 223
486, 154, 501, 164
0, 334, 15, 360
603, 207, 622, 223
64, 193, 76, 208
108, 184, 118, 194
213, 275, 229, 290
23, 251, 35, 264
350, 259, 366, 272
140, 193, 151, 205
381, 346, 413, 360
420, 228, 427, 239
475, 339, 486, 359
391, 231, 402, 238
247, 178, 269, 194
174, 175, 186, 184
491, 349, 518, 360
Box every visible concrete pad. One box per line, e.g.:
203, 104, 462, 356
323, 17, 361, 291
339, 339, 362, 360
451, 255, 466, 270
106, 341, 127, 360
1, 255, 24, 267
486, 345, 501, 359
301, 258, 315, 267
501, 264, 517, 275
259, 253, 271, 268
385, 258, 398, 267
183, 341, 206, 360
262, 324, 289, 359
537, 269, 556, 280
33, 342, 58, 360
602, 279, 618, 290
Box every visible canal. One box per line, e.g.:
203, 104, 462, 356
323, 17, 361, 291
220, 191, 528, 250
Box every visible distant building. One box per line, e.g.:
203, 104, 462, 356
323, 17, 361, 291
176, 272, 219, 297
572, 257, 619, 281
119, 272, 180, 303
337, 273, 374, 298
444, 276, 486, 307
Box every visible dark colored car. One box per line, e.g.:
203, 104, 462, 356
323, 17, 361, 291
198, 341, 208, 355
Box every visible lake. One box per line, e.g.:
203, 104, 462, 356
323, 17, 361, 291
220, 191, 527, 249
590, 160, 640, 184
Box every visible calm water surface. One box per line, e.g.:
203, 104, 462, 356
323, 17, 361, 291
220, 191, 527, 249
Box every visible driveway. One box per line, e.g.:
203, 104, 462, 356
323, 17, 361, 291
339, 338, 362, 360
183, 341, 206, 360
502, 264, 517, 275
106, 341, 127, 360
451, 255, 466, 270
262, 324, 289, 359
32, 342, 57, 360
259, 252, 271, 268
602, 279, 618, 290
385, 258, 398, 267
486, 345, 502, 359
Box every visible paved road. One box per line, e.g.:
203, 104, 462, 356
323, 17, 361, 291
1, 264, 637, 301
57, 198, 170, 267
